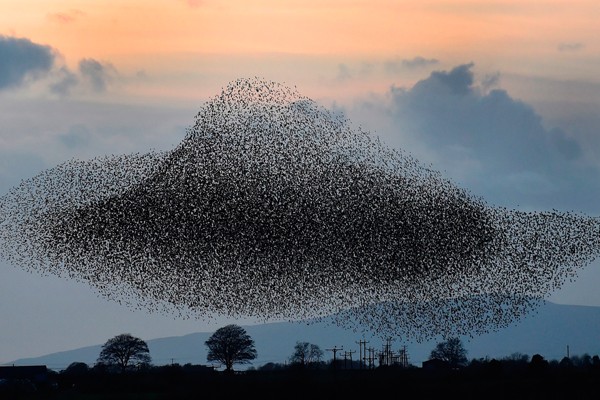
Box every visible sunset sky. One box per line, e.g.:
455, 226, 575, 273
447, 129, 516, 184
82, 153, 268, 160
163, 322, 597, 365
1, 0, 600, 367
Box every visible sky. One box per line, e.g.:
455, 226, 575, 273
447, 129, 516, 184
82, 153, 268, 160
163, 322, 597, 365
1, 0, 600, 367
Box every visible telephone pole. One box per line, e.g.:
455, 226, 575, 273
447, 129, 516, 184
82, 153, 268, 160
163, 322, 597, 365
398, 345, 409, 368
367, 347, 377, 369
326, 346, 343, 369
343, 350, 356, 369
381, 337, 393, 366
356, 339, 369, 369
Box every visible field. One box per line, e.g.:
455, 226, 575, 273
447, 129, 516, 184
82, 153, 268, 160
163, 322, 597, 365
5, 363, 599, 400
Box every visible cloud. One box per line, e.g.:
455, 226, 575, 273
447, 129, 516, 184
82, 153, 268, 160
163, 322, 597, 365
47, 9, 86, 25
47, 58, 121, 96
333, 57, 439, 83
0, 36, 117, 96
49, 66, 79, 96
401, 56, 439, 69
558, 42, 584, 52
480, 72, 500, 93
0, 35, 55, 90
335, 62, 375, 82
78, 58, 117, 92
376, 63, 598, 211
409, 62, 475, 95
385, 56, 439, 74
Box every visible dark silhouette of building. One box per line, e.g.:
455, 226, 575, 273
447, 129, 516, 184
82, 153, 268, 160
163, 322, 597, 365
0, 365, 49, 383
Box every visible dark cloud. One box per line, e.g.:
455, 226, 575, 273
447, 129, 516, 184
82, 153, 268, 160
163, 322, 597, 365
385, 56, 439, 74
49, 66, 79, 96
0, 35, 55, 90
385, 63, 595, 211
47, 58, 120, 96
0, 36, 117, 96
78, 58, 116, 92
401, 56, 439, 69
558, 42, 584, 52
410, 63, 475, 96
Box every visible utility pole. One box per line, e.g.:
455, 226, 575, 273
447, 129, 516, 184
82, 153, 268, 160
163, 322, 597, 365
356, 339, 369, 369
398, 345, 409, 368
343, 350, 356, 369
326, 346, 343, 369
381, 337, 393, 366
367, 347, 377, 369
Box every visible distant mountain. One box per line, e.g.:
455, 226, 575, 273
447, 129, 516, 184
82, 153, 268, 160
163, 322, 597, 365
9, 301, 600, 371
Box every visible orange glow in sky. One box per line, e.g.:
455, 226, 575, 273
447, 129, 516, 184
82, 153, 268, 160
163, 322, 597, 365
0, 0, 596, 107
2, 0, 599, 63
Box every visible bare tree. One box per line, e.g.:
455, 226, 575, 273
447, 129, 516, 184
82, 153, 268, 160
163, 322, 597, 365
97, 333, 151, 372
429, 337, 468, 368
205, 324, 257, 373
289, 341, 324, 367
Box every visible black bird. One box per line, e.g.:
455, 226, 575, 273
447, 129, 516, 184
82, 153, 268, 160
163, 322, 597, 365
1, 78, 599, 341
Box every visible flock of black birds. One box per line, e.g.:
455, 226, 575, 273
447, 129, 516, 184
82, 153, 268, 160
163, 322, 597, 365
1, 78, 599, 341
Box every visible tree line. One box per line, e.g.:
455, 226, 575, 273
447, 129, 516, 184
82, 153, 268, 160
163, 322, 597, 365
5, 325, 600, 398
79, 324, 600, 374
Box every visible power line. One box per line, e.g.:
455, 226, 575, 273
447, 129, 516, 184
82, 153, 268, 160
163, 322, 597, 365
325, 346, 343, 369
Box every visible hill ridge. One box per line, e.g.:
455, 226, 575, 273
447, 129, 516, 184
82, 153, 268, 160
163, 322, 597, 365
6, 300, 600, 371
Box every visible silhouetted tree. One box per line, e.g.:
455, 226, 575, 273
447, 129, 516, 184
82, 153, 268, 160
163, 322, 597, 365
503, 352, 530, 363
559, 356, 574, 369
289, 341, 324, 367
205, 324, 257, 373
429, 337, 468, 368
258, 362, 287, 371
97, 333, 151, 372
62, 362, 89, 375
529, 353, 549, 374
573, 353, 592, 368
